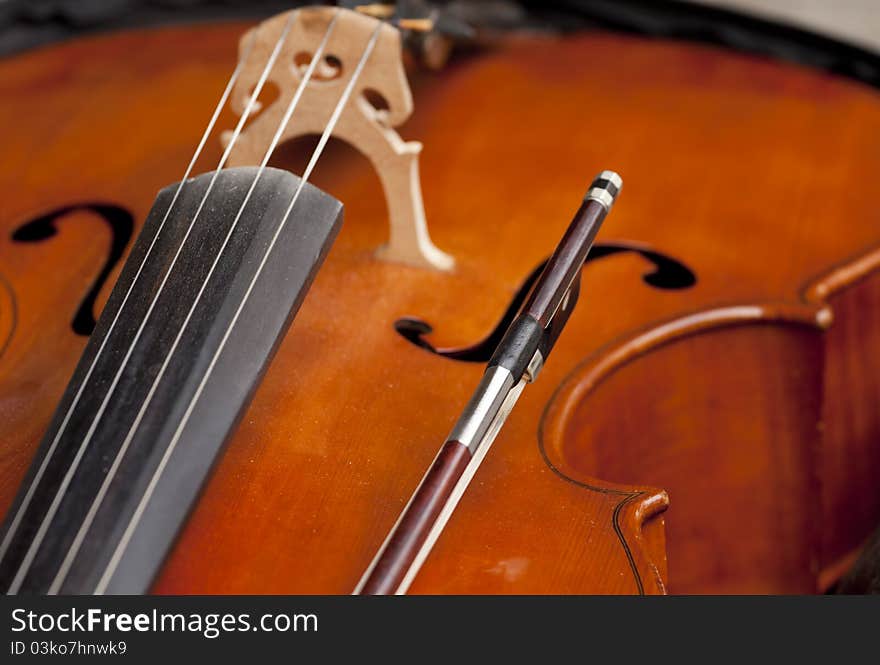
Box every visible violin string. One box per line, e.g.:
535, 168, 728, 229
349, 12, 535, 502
0, 28, 258, 571
47, 9, 342, 595
95, 19, 385, 595
4, 12, 299, 594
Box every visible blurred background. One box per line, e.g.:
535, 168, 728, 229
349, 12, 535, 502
0, 1, 877, 91
0, 1, 877, 55
702, 0, 877, 51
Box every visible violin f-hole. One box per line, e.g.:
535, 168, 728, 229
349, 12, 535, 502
11, 203, 134, 336
394, 241, 697, 362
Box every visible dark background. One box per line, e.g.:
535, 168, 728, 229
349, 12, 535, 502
0, 0, 878, 88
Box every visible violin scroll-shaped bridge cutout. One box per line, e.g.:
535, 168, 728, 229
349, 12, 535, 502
395, 242, 697, 362
222, 6, 453, 271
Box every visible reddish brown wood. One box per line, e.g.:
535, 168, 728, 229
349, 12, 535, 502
0, 21, 878, 594
359, 440, 471, 594
524, 198, 606, 327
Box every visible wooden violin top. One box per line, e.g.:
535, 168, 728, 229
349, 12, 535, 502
0, 18, 878, 593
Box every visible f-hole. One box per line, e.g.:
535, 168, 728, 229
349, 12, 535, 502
394, 241, 697, 362
11, 203, 134, 336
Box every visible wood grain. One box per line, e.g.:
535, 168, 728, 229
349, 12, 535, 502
0, 20, 878, 593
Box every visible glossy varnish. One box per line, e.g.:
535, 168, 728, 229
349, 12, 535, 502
0, 21, 878, 593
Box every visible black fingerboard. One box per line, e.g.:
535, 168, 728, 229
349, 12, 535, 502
0, 167, 342, 594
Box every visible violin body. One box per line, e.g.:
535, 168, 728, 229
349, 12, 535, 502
0, 17, 879, 593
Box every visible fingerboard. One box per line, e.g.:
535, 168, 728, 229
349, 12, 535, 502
0, 167, 342, 593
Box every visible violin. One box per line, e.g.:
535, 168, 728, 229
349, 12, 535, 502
0, 1, 879, 594
358, 173, 621, 594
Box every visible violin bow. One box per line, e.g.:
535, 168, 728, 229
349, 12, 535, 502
356, 170, 623, 594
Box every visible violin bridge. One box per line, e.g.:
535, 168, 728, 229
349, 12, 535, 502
221, 6, 454, 271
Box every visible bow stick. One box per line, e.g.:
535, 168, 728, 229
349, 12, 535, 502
356, 170, 623, 594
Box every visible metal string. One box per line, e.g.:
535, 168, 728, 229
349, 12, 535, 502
0, 28, 259, 572
4, 12, 299, 594
46, 9, 342, 595
95, 19, 384, 595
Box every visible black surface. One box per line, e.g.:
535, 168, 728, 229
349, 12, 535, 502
522, 0, 880, 89
0, 1, 877, 89
836, 527, 880, 594
0, 167, 342, 594
3, 595, 879, 661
